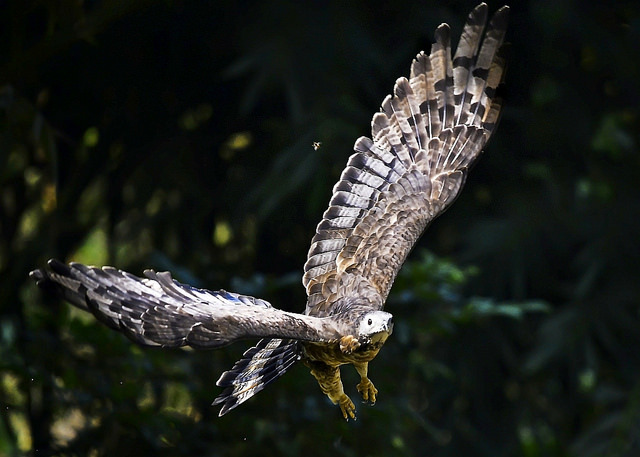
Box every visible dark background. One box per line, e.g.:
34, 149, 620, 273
1, 0, 639, 456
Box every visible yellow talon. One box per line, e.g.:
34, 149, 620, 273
339, 335, 360, 354
356, 378, 378, 404
338, 394, 356, 421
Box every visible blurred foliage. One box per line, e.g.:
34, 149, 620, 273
1, 0, 640, 456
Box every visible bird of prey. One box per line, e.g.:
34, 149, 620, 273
31, 3, 509, 420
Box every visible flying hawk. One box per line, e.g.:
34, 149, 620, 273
31, 3, 509, 420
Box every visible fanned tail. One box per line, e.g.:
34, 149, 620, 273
213, 338, 301, 416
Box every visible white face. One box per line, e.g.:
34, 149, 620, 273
358, 311, 394, 338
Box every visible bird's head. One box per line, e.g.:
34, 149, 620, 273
357, 311, 394, 344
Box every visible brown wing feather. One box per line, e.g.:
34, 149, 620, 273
31, 260, 343, 347
303, 4, 509, 316
335, 168, 465, 307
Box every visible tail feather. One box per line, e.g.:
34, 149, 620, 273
213, 338, 300, 416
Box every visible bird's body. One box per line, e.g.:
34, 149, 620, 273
303, 337, 389, 368
31, 3, 509, 420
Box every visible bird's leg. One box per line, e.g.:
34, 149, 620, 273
354, 362, 378, 405
304, 360, 356, 420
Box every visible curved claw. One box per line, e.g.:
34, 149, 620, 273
356, 378, 378, 405
339, 335, 361, 354
338, 394, 356, 421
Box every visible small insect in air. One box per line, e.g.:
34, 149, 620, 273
312, 141, 322, 151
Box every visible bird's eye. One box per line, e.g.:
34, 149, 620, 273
368, 318, 372, 325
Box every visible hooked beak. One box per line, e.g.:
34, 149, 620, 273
385, 317, 394, 335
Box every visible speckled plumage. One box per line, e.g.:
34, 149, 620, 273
31, 3, 508, 420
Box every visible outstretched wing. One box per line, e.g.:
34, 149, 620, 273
303, 4, 509, 316
31, 259, 342, 348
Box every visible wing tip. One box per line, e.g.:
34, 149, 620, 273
434, 23, 451, 45
468, 3, 489, 26
30, 258, 70, 287
29, 268, 44, 281
490, 5, 510, 31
